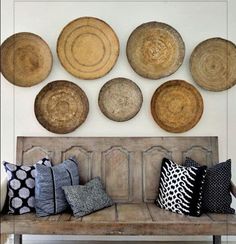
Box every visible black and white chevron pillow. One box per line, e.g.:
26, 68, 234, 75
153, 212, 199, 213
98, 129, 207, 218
3, 158, 51, 215
156, 158, 207, 217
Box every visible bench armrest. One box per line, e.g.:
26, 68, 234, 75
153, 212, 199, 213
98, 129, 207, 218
231, 181, 236, 198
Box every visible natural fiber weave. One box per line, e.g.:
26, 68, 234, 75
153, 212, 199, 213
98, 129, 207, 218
0, 32, 52, 87
126, 22, 185, 79
190, 38, 236, 91
98, 77, 143, 122
151, 80, 203, 133
57, 17, 119, 80
35, 80, 89, 134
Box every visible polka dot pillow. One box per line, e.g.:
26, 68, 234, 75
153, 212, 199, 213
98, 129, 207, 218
3, 158, 51, 215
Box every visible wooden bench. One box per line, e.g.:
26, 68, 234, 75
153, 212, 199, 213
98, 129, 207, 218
1, 136, 236, 244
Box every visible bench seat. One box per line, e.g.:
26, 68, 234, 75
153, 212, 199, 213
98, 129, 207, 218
1, 203, 236, 236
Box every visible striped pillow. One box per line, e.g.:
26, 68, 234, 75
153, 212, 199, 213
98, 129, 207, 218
35, 157, 79, 217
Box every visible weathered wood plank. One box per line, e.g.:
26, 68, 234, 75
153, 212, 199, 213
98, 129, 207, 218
188, 214, 212, 223
48, 214, 61, 221
0, 221, 230, 235
58, 213, 71, 221
70, 215, 82, 222
147, 203, 190, 223
82, 205, 116, 222
117, 203, 152, 222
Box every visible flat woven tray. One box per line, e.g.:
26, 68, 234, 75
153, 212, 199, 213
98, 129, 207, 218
98, 77, 143, 122
57, 17, 119, 80
35, 80, 89, 134
1, 32, 52, 87
126, 22, 185, 79
151, 80, 203, 133
190, 37, 236, 91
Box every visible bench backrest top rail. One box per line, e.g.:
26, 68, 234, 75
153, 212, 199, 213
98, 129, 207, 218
16, 136, 218, 203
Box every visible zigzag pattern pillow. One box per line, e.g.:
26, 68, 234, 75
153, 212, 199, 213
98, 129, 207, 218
156, 158, 207, 217
3, 158, 51, 214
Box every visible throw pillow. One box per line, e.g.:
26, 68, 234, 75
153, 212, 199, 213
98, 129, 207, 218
62, 177, 113, 217
35, 157, 79, 217
184, 157, 235, 214
156, 158, 207, 217
3, 158, 51, 214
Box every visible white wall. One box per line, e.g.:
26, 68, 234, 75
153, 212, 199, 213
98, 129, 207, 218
1, 0, 236, 242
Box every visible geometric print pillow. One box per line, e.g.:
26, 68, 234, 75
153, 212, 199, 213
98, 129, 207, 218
156, 158, 207, 217
3, 158, 51, 215
184, 157, 235, 214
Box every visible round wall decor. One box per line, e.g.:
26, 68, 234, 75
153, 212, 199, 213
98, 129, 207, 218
57, 17, 120, 80
1, 32, 52, 87
126, 22, 185, 79
190, 37, 236, 91
35, 80, 89, 134
151, 80, 203, 133
98, 77, 143, 122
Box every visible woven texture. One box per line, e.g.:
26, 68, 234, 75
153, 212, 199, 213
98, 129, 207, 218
57, 17, 119, 80
1, 32, 52, 87
190, 38, 236, 91
126, 21, 185, 79
151, 80, 203, 133
156, 158, 207, 217
63, 177, 113, 217
3, 158, 51, 214
34, 80, 89, 134
98, 77, 143, 122
184, 158, 235, 214
35, 157, 79, 217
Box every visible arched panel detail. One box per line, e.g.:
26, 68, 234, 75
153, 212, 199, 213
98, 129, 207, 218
62, 146, 92, 184
22, 146, 53, 165
102, 146, 131, 202
142, 146, 172, 202
182, 146, 212, 166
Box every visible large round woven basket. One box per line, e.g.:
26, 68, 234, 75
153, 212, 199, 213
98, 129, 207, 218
126, 22, 185, 79
190, 37, 236, 91
57, 17, 120, 80
0, 32, 52, 87
35, 80, 89, 134
151, 80, 203, 133
98, 77, 143, 122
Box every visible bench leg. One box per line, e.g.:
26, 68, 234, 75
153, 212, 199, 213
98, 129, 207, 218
213, 235, 221, 244
14, 234, 22, 244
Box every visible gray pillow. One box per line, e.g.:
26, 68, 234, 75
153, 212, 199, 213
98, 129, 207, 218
35, 157, 79, 217
184, 157, 235, 214
62, 177, 113, 217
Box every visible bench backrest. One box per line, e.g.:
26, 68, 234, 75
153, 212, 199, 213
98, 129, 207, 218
16, 136, 218, 203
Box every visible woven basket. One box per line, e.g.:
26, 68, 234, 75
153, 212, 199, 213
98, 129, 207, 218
35, 80, 89, 134
57, 17, 119, 80
126, 22, 185, 79
98, 77, 143, 122
1, 32, 52, 87
151, 80, 203, 133
190, 37, 236, 91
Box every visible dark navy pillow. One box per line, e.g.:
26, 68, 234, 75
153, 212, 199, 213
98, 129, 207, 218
35, 157, 79, 217
156, 158, 207, 217
184, 157, 235, 214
